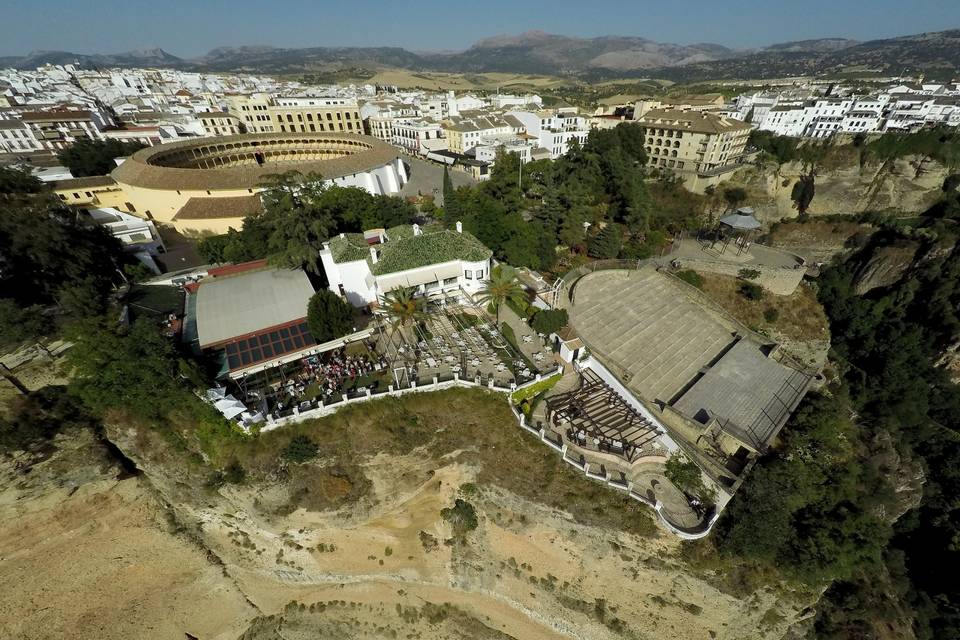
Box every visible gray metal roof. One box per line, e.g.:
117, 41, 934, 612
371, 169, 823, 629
196, 268, 314, 347
673, 339, 811, 450
719, 210, 762, 230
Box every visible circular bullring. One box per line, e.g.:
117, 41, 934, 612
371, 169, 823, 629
111, 132, 401, 191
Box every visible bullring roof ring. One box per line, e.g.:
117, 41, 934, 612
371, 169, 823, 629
111, 132, 401, 191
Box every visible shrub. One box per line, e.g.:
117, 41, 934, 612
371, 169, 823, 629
500, 322, 520, 352
282, 435, 320, 463
441, 498, 478, 539
531, 308, 569, 335
763, 307, 780, 323
739, 282, 764, 301
223, 460, 247, 484
675, 269, 704, 289
738, 268, 761, 280
665, 454, 715, 504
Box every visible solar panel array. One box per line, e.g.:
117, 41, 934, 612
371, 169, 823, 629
224, 321, 316, 370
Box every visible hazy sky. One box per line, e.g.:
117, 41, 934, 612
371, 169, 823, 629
3, 0, 959, 57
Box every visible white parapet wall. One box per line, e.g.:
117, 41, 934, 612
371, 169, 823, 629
256, 362, 716, 539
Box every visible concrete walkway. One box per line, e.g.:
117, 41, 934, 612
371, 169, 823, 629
673, 236, 803, 268
496, 302, 555, 373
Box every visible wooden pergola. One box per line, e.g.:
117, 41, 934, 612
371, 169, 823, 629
545, 369, 661, 462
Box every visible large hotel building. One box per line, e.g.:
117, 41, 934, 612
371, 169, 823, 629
225, 94, 363, 135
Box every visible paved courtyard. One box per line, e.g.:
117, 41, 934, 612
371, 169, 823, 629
673, 236, 804, 268
569, 268, 737, 404
399, 155, 476, 206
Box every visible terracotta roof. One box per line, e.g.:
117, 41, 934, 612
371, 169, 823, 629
207, 259, 269, 278
638, 109, 752, 135
112, 132, 400, 191
173, 195, 265, 221
20, 110, 94, 122
50, 175, 117, 190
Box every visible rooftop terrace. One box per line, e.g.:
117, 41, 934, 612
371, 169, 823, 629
327, 225, 491, 276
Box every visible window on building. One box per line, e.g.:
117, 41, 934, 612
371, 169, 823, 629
464, 270, 473, 279
476, 269, 484, 279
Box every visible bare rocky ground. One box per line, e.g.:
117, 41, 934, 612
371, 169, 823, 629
0, 428, 255, 639
1, 387, 815, 639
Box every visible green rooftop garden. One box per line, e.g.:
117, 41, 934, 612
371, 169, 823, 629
328, 233, 370, 263
328, 225, 492, 276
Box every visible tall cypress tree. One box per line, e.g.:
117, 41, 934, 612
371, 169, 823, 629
442, 165, 459, 221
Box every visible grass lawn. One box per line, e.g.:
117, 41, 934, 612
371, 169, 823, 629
223, 388, 657, 537
695, 272, 830, 342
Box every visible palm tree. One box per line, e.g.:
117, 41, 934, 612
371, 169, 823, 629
477, 264, 526, 325
378, 286, 428, 333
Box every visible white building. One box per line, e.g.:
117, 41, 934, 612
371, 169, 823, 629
473, 135, 535, 164
392, 117, 444, 154
320, 222, 492, 308
19, 109, 113, 150
443, 112, 526, 154
490, 93, 543, 110
506, 108, 590, 158
0, 118, 42, 153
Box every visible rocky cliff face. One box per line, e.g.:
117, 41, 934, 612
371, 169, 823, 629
728, 156, 951, 222
850, 239, 922, 295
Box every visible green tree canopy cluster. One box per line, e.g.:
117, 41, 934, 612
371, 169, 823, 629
196, 171, 418, 272
65, 318, 197, 420
716, 392, 891, 585
0, 167, 128, 346
455, 124, 684, 270
57, 138, 146, 177
720, 229, 960, 639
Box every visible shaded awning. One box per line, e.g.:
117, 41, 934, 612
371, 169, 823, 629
376, 263, 463, 291
214, 396, 247, 420
719, 209, 761, 231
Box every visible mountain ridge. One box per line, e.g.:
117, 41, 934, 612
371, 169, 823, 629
0, 29, 957, 80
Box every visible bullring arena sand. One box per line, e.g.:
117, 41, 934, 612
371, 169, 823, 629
0, 389, 809, 639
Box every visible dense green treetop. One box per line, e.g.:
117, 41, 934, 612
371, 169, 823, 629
306, 289, 354, 343
57, 138, 146, 177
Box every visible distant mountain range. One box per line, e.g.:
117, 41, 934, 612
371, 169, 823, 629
1, 29, 958, 81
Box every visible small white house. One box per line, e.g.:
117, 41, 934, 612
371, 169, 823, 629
551, 326, 585, 363
320, 222, 492, 307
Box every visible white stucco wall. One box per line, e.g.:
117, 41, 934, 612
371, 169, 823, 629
326, 160, 405, 196
460, 258, 490, 294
